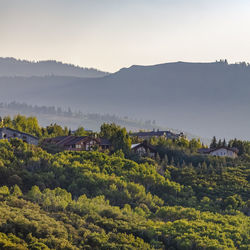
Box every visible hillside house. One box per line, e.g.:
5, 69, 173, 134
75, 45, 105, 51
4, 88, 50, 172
43, 136, 111, 151
131, 130, 184, 140
131, 141, 157, 157
198, 146, 238, 158
0, 127, 39, 145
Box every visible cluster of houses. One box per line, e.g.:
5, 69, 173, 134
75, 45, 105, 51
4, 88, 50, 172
0, 127, 239, 158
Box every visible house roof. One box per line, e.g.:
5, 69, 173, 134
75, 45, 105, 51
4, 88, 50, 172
64, 136, 88, 146
0, 127, 39, 140
199, 146, 239, 154
44, 135, 101, 147
55, 136, 92, 146
55, 136, 75, 146
131, 143, 141, 149
43, 136, 111, 148
209, 146, 239, 154
131, 141, 157, 153
131, 130, 183, 138
198, 148, 211, 154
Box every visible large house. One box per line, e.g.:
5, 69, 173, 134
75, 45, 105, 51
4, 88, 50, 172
131, 130, 184, 140
43, 136, 111, 151
131, 141, 157, 158
0, 127, 39, 145
198, 146, 239, 158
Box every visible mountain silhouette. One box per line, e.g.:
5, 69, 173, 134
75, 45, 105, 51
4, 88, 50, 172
0, 57, 108, 78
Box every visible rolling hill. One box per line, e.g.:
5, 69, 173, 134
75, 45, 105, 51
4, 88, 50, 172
0, 57, 108, 78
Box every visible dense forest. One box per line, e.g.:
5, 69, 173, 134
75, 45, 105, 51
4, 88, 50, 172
0, 115, 249, 249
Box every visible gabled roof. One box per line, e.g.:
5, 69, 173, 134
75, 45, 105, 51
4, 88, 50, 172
64, 136, 90, 146
131, 143, 141, 149
209, 146, 239, 154
0, 127, 39, 140
45, 135, 100, 147
55, 136, 90, 146
55, 136, 75, 146
131, 141, 157, 152
43, 136, 110, 148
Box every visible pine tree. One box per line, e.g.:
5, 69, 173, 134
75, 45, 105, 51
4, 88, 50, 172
164, 154, 168, 164
170, 157, 175, 166
155, 153, 161, 163
210, 136, 217, 148
181, 160, 186, 168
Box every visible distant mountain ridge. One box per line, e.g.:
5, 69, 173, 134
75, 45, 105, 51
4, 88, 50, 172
0, 57, 109, 78
1, 59, 250, 139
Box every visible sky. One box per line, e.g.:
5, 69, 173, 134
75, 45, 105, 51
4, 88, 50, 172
1, 0, 250, 72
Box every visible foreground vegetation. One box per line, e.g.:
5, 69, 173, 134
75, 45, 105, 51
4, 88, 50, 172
0, 115, 249, 249
0, 138, 249, 249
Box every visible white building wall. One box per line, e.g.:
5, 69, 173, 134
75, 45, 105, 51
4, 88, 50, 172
210, 148, 237, 158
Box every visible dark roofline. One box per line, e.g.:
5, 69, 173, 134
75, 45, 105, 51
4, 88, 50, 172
49, 135, 99, 147
0, 127, 39, 140
43, 136, 111, 147
64, 136, 90, 146
131, 130, 183, 137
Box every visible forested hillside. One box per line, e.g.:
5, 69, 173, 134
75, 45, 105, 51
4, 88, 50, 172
0, 116, 249, 249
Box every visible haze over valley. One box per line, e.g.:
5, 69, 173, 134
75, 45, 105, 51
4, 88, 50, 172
0, 58, 249, 140
1, 1, 250, 249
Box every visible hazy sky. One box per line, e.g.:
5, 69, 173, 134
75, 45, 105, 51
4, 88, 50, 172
1, 0, 250, 72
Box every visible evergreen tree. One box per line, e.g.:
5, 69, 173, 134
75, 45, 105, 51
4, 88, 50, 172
155, 153, 161, 163
210, 136, 217, 148
163, 154, 168, 165
11, 185, 23, 197
170, 157, 175, 166
100, 123, 131, 154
